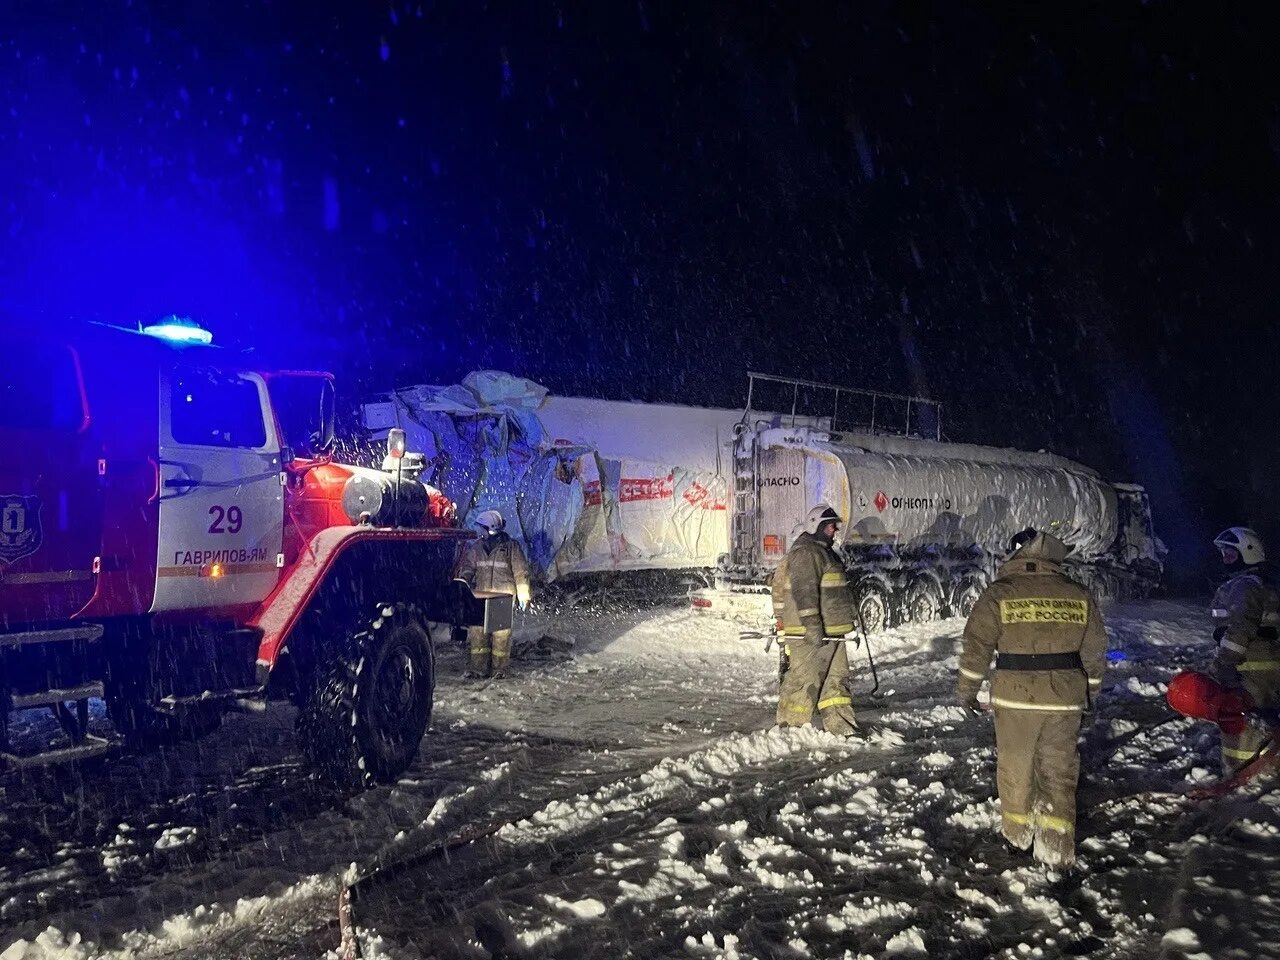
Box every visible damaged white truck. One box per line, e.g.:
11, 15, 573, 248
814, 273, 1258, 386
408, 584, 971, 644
363, 371, 1163, 633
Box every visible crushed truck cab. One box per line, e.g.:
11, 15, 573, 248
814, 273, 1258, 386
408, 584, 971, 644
0, 321, 468, 787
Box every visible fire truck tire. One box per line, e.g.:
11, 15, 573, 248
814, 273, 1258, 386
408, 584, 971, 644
297, 603, 434, 790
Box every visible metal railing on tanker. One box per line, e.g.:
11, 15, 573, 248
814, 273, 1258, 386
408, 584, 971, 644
732, 373, 944, 573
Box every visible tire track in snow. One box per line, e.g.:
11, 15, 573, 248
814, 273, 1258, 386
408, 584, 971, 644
351, 723, 911, 958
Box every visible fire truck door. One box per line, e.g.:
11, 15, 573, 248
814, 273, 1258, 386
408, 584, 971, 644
152, 367, 285, 612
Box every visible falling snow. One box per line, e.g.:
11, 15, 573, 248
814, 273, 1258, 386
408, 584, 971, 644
0, 599, 1274, 958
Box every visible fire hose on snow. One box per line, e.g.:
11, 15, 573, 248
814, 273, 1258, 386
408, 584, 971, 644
741, 603, 883, 699
851, 595, 882, 699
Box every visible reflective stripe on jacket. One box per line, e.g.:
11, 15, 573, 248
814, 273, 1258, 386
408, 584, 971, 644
1213, 572, 1280, 707
957, 534, 1107, 711
454, 533, 531, 597
782, 532, 856, 639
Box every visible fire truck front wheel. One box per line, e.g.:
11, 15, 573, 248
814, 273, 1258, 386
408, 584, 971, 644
297, 602, 435, 790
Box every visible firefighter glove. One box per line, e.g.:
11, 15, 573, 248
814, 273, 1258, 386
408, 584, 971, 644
1215, 659, 1244, 691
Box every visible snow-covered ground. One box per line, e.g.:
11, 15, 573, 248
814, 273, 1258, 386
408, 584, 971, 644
2, 599, 1279, 960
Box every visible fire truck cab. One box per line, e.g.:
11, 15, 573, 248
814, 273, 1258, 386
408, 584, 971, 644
0, 319, 467, 788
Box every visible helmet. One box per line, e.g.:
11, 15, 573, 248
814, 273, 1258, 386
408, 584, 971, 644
804, 504, 842, 536
1213, 527, 1265, 566
1006, 527, 1039, 557
475, 509, 505, 534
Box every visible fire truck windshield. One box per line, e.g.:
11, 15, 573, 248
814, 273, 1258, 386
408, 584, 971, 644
267, 374, 336, 458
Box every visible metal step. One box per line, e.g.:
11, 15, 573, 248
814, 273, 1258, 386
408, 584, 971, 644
1, 735, 114, 769
156, 686, 266, 714
7, 682, 105, 711
0, 625, 104, 648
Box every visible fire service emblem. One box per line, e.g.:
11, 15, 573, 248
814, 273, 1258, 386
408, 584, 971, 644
0, 495, 43, 565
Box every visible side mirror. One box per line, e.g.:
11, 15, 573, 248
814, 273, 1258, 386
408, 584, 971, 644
281, 445, 296, 466
319, 380, 337, 453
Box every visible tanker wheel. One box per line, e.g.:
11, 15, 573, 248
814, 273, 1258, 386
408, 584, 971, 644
298, 602, 435, 791
951, 573, 987, 619
903, 576, 945, 624
854, 581, 892, 635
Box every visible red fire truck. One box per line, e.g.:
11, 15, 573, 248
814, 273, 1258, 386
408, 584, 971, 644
0, 318, 468, 788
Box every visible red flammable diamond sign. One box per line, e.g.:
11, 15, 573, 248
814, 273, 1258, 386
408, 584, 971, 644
874, 491, 889, 512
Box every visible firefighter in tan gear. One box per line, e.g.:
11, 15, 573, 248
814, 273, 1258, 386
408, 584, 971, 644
1210, 527, 1280, 772
453, 510, 531, 679
957, 529, 1107, 868
776, 505, 859, 736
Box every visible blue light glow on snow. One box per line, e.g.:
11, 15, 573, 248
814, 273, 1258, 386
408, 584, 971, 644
1106, 649, 1129, 662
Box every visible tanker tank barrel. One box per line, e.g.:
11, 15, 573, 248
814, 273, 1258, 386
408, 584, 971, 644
733, 411, 1158, 614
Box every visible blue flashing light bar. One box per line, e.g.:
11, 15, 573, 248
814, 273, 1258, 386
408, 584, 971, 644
141, 315, 213, 346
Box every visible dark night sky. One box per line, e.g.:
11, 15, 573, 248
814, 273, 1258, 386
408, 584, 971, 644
3, 1, 1279, 589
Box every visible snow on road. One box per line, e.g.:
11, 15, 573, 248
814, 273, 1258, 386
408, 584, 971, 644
2, 599, 1280, 959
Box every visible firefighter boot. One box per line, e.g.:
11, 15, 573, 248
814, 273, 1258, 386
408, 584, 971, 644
467, 626, 493, 678
1033, 820, 1076, 870
490, 629, 513, 680
1002, 813, 1035, 852
1221, 711, 1272, 774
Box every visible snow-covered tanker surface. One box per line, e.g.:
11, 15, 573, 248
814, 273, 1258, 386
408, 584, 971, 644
756, 427, 1120, 561
1, 599, 1275, 960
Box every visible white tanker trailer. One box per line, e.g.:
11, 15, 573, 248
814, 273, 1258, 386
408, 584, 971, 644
698, 374, 1164, 631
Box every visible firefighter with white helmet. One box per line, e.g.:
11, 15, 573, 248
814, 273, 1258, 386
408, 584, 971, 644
1210, 526, 1280, 772
453, 509, 531, 679
776, 504, 859, 735
957, 529, 1108, 868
